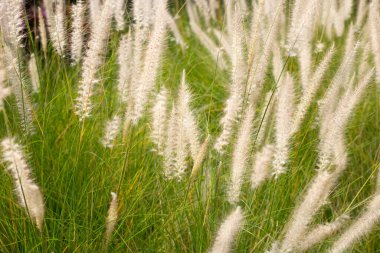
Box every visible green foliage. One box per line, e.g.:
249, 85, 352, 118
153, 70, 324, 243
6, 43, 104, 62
0, 5, 380, 253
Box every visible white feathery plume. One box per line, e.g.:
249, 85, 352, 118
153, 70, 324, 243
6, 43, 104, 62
0, 82, 10, 111
164, 106, 178, 179
0, 0, 34, 128
43, 0, 55, 44
70, 0, 85, 64
271, 43, 284, 82
264, 0, 282, 18
297, 214, 350, 251
113, 0, 126, 31
168, 103, 187, 181
89, 0, 102, 31
251, 144, 274, 189
319, 42, 360, 119
266, 241, 280, 253
0, 3, 6, 17
209, 0, 218, 19
321, 2, 335, 38
247, 0, 263, 66
343, 25, 355, 66
279, 69, 373, 251
1, 0, 25, 50
337, 11, 349, 33
144, 0, 156, 24
193, 0, 210, 24
320, 0, 334, 39
178, 70, 201, 162
37, 7, 47, 55
287, 0, 305, 34
130, 0, 150, 84
133, 0, 150, 26
293, 0, 319, 90
1, 137, 45, 232
329, 194, 380, 253
101, 115, 122, 148
131, 0, 168, 124
330, 135, 348, 172
3, 45, 35, 135
294, 0, 319, 90
151, 88, 168, 155
355, 0, 368, 30
51, 0, 66, 55
1, 0, 35, 133
369, 0, 380, 85
314, 42, 325, 53
117, 32, 133, 104
319, 69, 374, 167
28, 54, 40, 93
340, 0, 353, 20
75, 0, 114, 120
161, 72, 202, 180
0, 50, 11, 111
247, 0, 282, 100
172, 102, 191, 180
291, 45, 335, 134
335, 16, 346, 39
238, 0, 248, 14
43, 0, 53, 24
335, 70, 373, 131
125, 1, 151, 119
332, 2, 345, 37
195, 0, 210, 13
319, 0, 330, 26
228, 105, 255, 204
334, 69, 373, 134
318, 72, 354, 169
248, 0, 264, 65
272, 73, 295, 178
278, 5, 288, 39
267, 0, 285, 41
105, 192, 118, 244
254, 43, 283, 145
279, 169, 335, 252
210, 206, 244, 253
214, 4, 246, 153
285, 0, 308, 56
224, 0, 234, 37
298, 41, 312, 90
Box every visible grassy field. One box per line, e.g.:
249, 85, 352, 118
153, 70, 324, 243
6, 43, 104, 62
0, 1, 380, 252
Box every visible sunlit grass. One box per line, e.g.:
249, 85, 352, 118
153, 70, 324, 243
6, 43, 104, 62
0, 2, 379, 253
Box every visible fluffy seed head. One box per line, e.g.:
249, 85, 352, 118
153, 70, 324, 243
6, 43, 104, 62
210, 206, 244, 253
131, 0, 168, 124
70, 0, 85, 63
101, 115, 122, 148
251, 144, 274, 189
1, 137, 45, 232
28, 54, 40, 93
228, 106, 255, 204
105, 192, 118, 244
151, 88, 168, 155
75, 0, 114, 120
